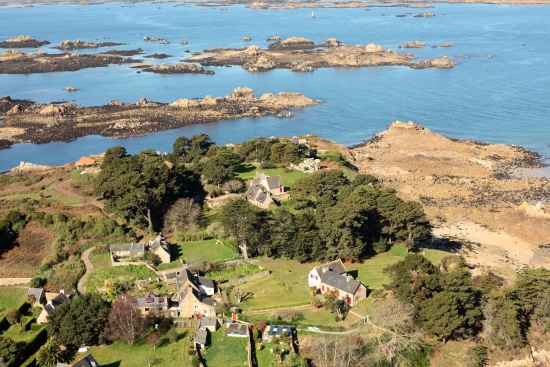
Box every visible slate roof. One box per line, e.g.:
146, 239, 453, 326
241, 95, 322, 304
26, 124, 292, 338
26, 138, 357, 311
315, 259, 347, 276
195, 328, 208, 345
164, 271, 178, 279
264, 175, 283, 191
110, 243, 144, 255
246, 185, 259, 198
28, 288, 44, 301
256, 191, 267, 203
202, 298, 217, 307
57, 353, 99, 367
320, 271, 362, 295
135, 295, 167, 308
199, 316, 218, 329
149, 235, 171, 254
198, 276, 215, 290
50, 293, 70, 307
267, 325, 293, 337
227, 323, 248, 336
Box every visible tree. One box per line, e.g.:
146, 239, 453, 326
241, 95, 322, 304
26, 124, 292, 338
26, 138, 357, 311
466, 346, 488, 367
163, 198, 201, 234
283, 353, 309, 367
417, 268, 481, 343
109, 296, 147, 345
27, 294, 37, 306
222, 179, 244, 193
104, 279, 121, 299
47, 293, 111, 347
6, 309, 22, 331
233, 287, 245, 303
0, 335, 18, 364
172, 136, 191, 159
94, 150, 198, 229
36, 338, 64, 367
309, 335, 371, 367
390, 201, 431, 250
102, 146, 128, 167
145, 354, 157, 367
484, 289, 526, 350
167, 328, 179, 344
146, 331, 162, 350
366, 298, 424, 366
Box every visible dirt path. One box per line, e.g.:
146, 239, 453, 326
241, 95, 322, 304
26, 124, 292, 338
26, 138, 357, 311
242, 304, 312, 315
50, 179, 104, 209
77, 247, 94, 294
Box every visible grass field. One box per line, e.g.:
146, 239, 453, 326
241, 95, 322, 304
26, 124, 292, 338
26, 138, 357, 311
256, 342, 280, 367
244, 307, 360, 328
171, 239, 239, 264
0, 286, 27, 318
207, 263, 262, 282
202, 327, 249, 367
3, 319, 39, 342
234, 163, 309, 189
72, 329, 193, 367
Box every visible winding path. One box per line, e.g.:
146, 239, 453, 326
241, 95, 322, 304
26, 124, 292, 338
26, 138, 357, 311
77, 247, 94, 294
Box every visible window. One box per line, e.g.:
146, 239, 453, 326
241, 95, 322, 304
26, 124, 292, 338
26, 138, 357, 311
204, 310, 207, 315
145, 308, 149, 311
316, 276, 318, 280
310, 274, 313, 278
322, 286, 324, 291
195, 305, 198, 309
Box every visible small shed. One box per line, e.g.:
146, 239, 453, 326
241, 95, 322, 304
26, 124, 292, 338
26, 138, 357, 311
199, 316, 219, 332
227, 322, 248, 337
195, 327, 209, 349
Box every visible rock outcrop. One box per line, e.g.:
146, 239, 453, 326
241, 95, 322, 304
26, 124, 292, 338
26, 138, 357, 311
268, 37, 315, 50
440, 42, 453, 47
266, 34, 280, 41
414, 12, 435, 17
0, 35, 50, 48
66, 86, 78, 92
243, 36, 251, 41
411, 56, 457, 69
399, 41, 426, 48
141, 63, 214, 75
55, 39, 125, 50
290, 158, 321, 173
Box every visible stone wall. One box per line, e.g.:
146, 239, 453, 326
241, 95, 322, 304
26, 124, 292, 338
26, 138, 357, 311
0, 278, 31, 286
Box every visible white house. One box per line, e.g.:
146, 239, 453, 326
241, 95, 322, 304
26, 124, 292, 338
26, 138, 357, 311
308, 260, 367, 307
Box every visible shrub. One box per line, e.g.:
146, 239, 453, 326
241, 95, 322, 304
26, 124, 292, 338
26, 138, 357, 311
30, 277, 46, 288
466, 346, 488, 367
54, 213, 67, 223
260, 161, 276, 169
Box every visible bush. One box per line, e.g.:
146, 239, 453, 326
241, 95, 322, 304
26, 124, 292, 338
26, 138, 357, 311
260, 161, 276, 169
54, 213, 67, 223
30, 277, 46, 288
466, 346, 488, 367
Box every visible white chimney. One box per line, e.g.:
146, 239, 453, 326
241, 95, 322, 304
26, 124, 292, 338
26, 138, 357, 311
60, 289, 66, 295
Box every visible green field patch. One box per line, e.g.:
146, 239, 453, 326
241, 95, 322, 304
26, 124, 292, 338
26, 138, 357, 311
207, 263, 262, 283
255, 342, 281, 367
171, 239, 239, 264
244, 307, 360, 329
71, 329, 192, 367
202, 326, 249, 367
233, 163, 309, 189
0, 286, 27, 318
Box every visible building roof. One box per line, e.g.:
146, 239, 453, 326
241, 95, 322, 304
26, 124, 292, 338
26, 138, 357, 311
110, 243, 145, 254
195, 327, 208, 344
28, 288, 44, 300
135, 295, 167, 308
50, 293, 70, 307
227, 323, 248, 336
75, 157, 97, 166
197, 276, 215, 289
163, 271, 178, 279
199, 316, 218, 329
57, 353, 99, 367
176, 269, 200, 293
267, 325, 293, 337
149, 235, 171, 254
264, 175, 283, 191
320, 271, 362, 295
246, 185, 259, 199
314, 259, 347, 276
202, 298, 217, 307
256, 191, 267, 203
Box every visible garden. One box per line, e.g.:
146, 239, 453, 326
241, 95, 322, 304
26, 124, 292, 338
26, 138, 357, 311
201, 327, 248, 367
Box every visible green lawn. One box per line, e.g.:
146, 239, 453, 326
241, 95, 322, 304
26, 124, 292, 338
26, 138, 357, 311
171, 239, 239, 264
0, 286, 27, 318
3, 318, 41, 342
73, 329, 192, 367
233, 259, 314, 311
202, 327, 248, 367
244, 307, 360, 329
207, 263, 262, 282
256, 342, 280, 367
88, 253, 112, 270
234, 163, 309, 189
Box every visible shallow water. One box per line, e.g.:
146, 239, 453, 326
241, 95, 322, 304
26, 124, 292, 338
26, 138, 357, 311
0, 3, 549, 171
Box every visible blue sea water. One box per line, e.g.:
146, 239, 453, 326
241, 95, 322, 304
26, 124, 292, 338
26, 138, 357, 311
0, 2, 549, 171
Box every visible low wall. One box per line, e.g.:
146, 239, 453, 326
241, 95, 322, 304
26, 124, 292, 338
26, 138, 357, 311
220, 270, 271, 288
0, 278, 31, 286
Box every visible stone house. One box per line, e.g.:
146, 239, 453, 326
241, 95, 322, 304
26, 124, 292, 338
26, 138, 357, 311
308, 260, 367, 307
148, 235, 171, 264
133, 290, 169, 316
246, 185, 275, 209
227, 322, 248, 337
175, 269, 217, 318
252, 173, 285, 196
110, 243, 145, 259
57, 354, 99, 367
27, 288, 45, 307
37, 290, 72, 324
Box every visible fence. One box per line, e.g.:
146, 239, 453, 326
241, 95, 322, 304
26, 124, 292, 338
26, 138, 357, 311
219, 270, 271, 288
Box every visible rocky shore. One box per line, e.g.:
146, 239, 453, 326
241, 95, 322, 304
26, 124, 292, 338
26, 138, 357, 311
140, 63, 214, 74
0, 51, 141, 74
0, 35, 50, 48
185, 38, 457, 72
246, 1, 434, 9
0, 88, 315, 148
54, 39, 126, 50
350, 121, 550, 280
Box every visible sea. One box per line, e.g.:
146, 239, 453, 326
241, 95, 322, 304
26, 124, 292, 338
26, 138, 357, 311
0, 2, 549, 172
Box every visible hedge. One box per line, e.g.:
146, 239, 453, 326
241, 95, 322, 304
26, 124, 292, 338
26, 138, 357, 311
20, 355, 37, 367
7, 327, 47, 367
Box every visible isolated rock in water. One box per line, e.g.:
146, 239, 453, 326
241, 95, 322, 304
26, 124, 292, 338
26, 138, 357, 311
414, 12, 435, 17
66, 86, 78, 91
7, 104, 21, 115
142, 63, 214, 75
171, 98, 199, 108
488, 54, 493, 58
162, 39, 170, 44
440, 42, 453, 47
266, 34, 280, 41
143, 36, 150, 41
400, 40, 426, 48
180, 40, 188, 44
259, 92, 315, 108
243, 36, 251, 41
432, 56, 456, 68
364, 43, 383, 52
0, 35, 50, 48
109, 100, 124, 106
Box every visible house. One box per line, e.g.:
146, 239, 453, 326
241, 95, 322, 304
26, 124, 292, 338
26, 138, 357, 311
195, 327, 209, 349
110, 243, 145, 259
57, 354, 99, 367
246, 185, 275, 209
199, 316, 219, 332
27, 288, 45, 306
162, 270, 180, 285
75, 156, 97, 166
37, 290, 72, 324
308, 260, 367, 307
148, 235, 171, 264
290, 136, 308, 146
227, 322, 248, 337
252, 172, 285, 195
175, 269, 217, 318
263, 325, 294, 342
133, 290, 168, 316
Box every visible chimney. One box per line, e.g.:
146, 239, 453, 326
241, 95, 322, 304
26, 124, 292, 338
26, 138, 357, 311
346, 275, 353, 282
60, 289, 66, 295
91, 362, 97, 367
